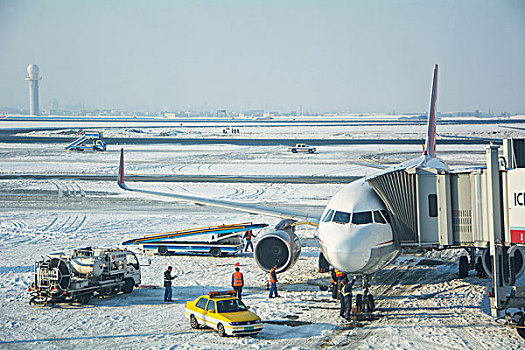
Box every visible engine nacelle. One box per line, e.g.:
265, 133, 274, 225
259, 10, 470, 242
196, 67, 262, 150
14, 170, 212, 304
254, 219, 301, 273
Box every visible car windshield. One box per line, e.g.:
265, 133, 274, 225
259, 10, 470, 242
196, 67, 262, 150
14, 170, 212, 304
216, 299, 248, 313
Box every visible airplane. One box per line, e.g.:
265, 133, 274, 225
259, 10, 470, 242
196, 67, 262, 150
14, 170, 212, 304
117, 65, 517, 311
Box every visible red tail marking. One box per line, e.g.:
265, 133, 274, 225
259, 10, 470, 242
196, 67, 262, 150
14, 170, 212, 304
424, 64, 438, 158
119, 148, 125, 185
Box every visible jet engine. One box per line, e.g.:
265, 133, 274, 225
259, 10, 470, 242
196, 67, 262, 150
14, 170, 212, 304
254, 219, 301, 273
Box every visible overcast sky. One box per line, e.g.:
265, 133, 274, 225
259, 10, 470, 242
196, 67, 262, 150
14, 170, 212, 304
0, 0, 524, 113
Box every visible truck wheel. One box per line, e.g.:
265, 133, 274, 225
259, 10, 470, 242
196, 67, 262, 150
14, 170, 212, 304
210, 248, 221, 257
122, 278, 134, 294
517, 314, 525, 339
77, 293, 91, 304
217, 323, 226, 337
158, 246, 168, 256
190, 314, 200, 329
459, 256, 469, 278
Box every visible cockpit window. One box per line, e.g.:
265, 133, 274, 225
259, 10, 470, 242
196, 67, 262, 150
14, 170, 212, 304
373, 210, 387, 224
380, 210, 392, 223
352, 211, 373, 225
332, 211, 351, 224
322, 209, 334, 222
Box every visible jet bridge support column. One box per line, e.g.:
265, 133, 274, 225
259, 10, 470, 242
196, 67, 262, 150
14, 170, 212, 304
486, 144, 505, 317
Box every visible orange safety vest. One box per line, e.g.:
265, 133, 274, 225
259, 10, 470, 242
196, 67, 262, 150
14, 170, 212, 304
233, 271, 244, 287
335, 269, 344, 278
269, 268, 277, 283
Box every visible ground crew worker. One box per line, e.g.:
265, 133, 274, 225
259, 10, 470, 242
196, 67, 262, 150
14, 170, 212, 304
231, 267, 244, 300
164, 266, 176, 302
269, 265, 280, 298
334, 268, 345, 299
330, 267, 337, 299
243, 230, 257, 252
340, 277, 356, 320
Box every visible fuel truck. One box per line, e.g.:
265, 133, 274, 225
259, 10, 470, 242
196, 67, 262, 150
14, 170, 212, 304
28, 247, 141, 305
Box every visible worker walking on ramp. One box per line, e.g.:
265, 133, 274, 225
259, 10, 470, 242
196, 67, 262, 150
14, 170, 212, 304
231, 267, 244, 300
268, 265, 280, 298
243, 230, 257, 252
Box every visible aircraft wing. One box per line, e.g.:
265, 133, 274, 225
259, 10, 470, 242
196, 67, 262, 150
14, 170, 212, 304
117, 149, 320, 226
346, 160, 389, 170
499, 125, 525, 131
437, 133, 502, 142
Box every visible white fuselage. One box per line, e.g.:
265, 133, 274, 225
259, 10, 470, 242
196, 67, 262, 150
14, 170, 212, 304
318, 178, 401, 274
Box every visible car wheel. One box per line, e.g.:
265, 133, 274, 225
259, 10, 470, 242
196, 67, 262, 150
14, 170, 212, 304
217, 323, 226, 337
190, 314, 200, 329
158, 246, 168, 256
292, 149, 297, 153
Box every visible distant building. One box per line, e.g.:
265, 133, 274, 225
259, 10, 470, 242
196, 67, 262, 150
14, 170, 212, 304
25, 64, 41, 115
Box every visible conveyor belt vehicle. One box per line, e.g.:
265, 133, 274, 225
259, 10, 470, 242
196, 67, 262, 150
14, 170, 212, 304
122, 223, 267, 257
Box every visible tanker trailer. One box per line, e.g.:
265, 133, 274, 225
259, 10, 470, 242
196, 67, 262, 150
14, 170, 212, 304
28, 247, 141, 305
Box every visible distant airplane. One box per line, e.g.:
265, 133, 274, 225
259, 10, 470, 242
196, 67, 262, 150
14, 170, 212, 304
118, 65, 516, 309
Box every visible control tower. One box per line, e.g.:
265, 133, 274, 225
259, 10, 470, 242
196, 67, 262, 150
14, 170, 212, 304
25, 64, 41, 116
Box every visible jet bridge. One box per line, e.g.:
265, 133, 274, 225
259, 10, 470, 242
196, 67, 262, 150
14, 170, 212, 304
367, 138, 525, 336
367, 138, 525, 250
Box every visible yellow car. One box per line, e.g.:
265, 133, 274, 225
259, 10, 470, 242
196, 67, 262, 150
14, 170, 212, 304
184, 290, 263, 337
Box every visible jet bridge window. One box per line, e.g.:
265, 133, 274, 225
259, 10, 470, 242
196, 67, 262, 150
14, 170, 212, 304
332, 211, 351, 224
322, 209, 335, 222
373, 210, 387, 224
352, 211, 373, 225
428, 194, 438, 217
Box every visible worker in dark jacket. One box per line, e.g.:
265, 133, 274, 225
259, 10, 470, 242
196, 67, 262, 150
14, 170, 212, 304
231, 267, 244, 300
340, 277, 356, 320
243, 230, 257, 252
269, 265, 280, 298
330, 267, 337, 299
164, 266, 176, 302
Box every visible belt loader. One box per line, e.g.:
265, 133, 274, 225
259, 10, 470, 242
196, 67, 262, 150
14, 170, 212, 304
28, 247, 141, 305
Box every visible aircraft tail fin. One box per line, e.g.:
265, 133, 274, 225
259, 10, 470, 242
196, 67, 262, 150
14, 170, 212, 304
423, 64, 438, 158
118, 148, 128, 189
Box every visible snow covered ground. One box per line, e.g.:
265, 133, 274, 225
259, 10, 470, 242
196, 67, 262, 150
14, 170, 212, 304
0, 120, 524, 349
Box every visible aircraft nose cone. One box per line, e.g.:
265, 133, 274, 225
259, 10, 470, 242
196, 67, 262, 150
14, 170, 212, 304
319, 226, 371, 273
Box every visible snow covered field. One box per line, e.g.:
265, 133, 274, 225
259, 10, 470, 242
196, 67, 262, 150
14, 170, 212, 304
0, 120, 524, 349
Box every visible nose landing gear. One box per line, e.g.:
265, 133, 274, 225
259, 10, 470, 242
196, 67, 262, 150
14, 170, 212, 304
354, 274, 375, 318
